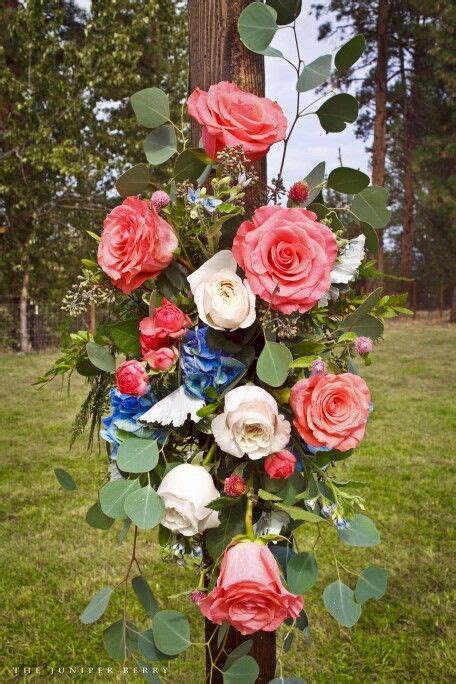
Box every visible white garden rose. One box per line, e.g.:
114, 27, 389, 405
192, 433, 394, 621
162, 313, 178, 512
211, 385, 291, 460
157, 463, 220, 536
187, 250, 256, 330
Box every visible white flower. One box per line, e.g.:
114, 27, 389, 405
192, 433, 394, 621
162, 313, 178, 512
187, 250, 256, 331
139, 386, 204, 427
331, 234, 366, 285
211, 385, 291, 460
157, 464, 220, 536
253, 511, 290, 538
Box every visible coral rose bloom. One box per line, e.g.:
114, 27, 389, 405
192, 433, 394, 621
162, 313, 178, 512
199, 541, 303, 635
291, 373, 371, 452
187, 81, 287, 161
98, 196, 177, 294
233, 206, 338, 314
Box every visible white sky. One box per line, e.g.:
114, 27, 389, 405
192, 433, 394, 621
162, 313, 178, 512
76, 1, 370, 187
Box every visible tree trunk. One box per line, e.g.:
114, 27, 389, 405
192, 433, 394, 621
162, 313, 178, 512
450, 284, 456, 324
89, 303, 97, 335
19, 269, 31, 353
188, 2, 275, 682
371, 0, 391, 274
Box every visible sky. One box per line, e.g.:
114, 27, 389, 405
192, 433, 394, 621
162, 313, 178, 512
75, 1, 370, 188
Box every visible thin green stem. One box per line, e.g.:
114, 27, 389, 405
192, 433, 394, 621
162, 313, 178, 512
203, 441, 217, 466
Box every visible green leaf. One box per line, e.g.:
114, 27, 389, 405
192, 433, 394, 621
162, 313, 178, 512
103, 620, 138, 661
108, 319, 141, 358
289, 355, 316, 369
223, 655, 259, 684
76, 357, 100, 377
137, 629, 174, 661
206, 504, 245, 560
124, 485, 164, 530
99, 478, 141, 519
86, 342, 115, 373
132, 575, 159, 617
80, 586, 112, 625
345, 287, 383, 319
340, 312, 384, 339
297, 54, 332, 92
270, 678, 308, 684
327, 167, 370, 194
266, 0, 302, 25
323, 580, 361, 627
355, 566, 388, 604
258, 488, 282, 502
143, 125, 177, 166
360, 221, 379, 255
85, 501, 114, 530
238, 2, 278, 54
274, 503, 322, 523
131, 87, 170, 128
303, 162, 325, 205
224, 640, 253, 669
256, 341, 292, 387
289, 339, 325, 357
152, 610, 191, 656
338, 514, 380, 547
335, 34, 366, 72
117, 438, 159, 474
217, 622, 230, 648
173, 149, 208, 182
207, 496, 240, 511
156, 260, 188, 298
287, 552, 318, 593
316, 93, 358, 133
116, 163, 151, 198
118, 518, 132, 544
351, 186, 390, 228
54, 467, 77, 491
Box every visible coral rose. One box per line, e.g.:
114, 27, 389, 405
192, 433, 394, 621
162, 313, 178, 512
144, 346, 178, 371
232, 206, 338, 314
115, 360, 149, 396
199, 541, 303, 635
187, 81, 287, 161
139, 299, 191, 356
290, 373, 371, 452
264, 450, 296, 479
98, 196, 177, 294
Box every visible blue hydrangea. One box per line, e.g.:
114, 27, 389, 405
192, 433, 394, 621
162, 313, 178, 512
180, 326, 245, 401
100, 388, 162, 458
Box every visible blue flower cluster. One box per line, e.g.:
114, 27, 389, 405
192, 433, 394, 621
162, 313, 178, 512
180, 326, 245, 401
100, 388, 161, 458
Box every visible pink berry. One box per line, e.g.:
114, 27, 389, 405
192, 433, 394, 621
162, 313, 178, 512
224, 474, 246, 497
310, 358, 327, 376
151, 190, 170, 210
189, 590, 206, 604
288, 180, 309, 205
354, 336, 373, 356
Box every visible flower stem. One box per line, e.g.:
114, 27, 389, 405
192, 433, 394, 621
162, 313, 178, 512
245, 477, 255, 539
203, 441, 217, 466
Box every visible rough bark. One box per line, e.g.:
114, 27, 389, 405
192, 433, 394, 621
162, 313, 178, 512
188, 1, 275, 682
19, 269, 31, 353
450, 284, 456, 323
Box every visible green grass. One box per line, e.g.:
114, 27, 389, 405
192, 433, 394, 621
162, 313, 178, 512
1, 320, 455, 683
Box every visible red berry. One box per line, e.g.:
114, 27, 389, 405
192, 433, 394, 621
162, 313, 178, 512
288, 180, 309, 205
224, 474, 246, 497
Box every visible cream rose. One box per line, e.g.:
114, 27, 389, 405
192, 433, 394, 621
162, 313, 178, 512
211, 385, 291, 460
187, 251, 256, 331
157, 463, 220, 536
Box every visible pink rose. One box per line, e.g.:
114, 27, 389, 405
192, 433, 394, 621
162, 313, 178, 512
290, 373, 371, 452
144, 346, 178, 371
187, 81, 287, 161
232, 206, 338, 314
115, 360, 149, 396
199, 541, 303, 635
98, 196, 177, 294
139, 299, 191, 356
264, 450, 296, 479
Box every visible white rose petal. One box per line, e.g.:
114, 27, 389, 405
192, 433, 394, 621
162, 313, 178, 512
138, 386, 205, 427
157, 464, 220, 537
187, 250, 256, 331
331, 234, 366, 285
212, 385, 291, 460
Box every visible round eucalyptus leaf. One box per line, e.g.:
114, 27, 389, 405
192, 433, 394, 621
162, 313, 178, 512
327, 167, 370, 194
338, 514, 380, 547
138, 629, 173, 661
117, 438, 159, 473
85, 501, 114, 530
224, 639, 253, 670
115, 163, 151, 198
103, 619, 138, 662
266, 0, 302, 25
86, 342, 115, 373
54, 467, 77, 491
351, 186, 391, 228
287, 551, 318, 593
152, 610, 191, 656
335, 34, 366, 72
238, 2, 278, 53
130, 87, 170, 128
132, 575, 159, 617
99, 478, 141, 519
75, 357, 100, 377
143, 125, 177, 166
124, 485, 165, 530
323, 580, 361, 628
80, 586, 112, 625
256, 341, 292, 387
270, 678, 308, 683
355, 566, 388, 604
174, 149, 208, 183
297, 54, 332, 92
223, 655, 259, 684
316, 93, 358, 133
360, 221, 379, 255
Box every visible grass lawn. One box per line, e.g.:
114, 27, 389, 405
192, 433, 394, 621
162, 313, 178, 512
0, 320, 455, 683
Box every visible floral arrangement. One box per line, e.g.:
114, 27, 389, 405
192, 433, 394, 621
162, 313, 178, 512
44, 3, 411, 681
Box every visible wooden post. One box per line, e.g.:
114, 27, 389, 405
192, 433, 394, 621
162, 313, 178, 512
188, 2, 276, 682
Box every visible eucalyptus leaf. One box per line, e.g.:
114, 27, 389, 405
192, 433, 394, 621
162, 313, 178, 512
297, 54, 332, 92
174, 149, 208, 183
86, 342, 115, 373
99, 478, 141, 519
256, 341, 292, 387
266, 0, 302, 25
108, 319, 141, 358
115, 163, 151, 198
75, 357, 100, 377
103, 619, 138, 661
287, 552, 318, 593
131, 87, 170, 128
303, 162, 325, 205
143, 125, 177, 166
138, 629, 174, 661
270, 678, 308, 684
132, 575, 159, 617
351, 185, 391, 228
152, 610, 191, 656
86, 501, 114, 530
224, 639, 253, 669
327, 167, 370, 194
323, 580, 361, 627
80, 586, 112, 625
124, 484, 164, 529
117, 438, 159, 474
317, 93, 358, 133
238, 2, 278, 53
338, 514, 380, 547
335, 34, 366, 72
355, 566, 388, 604
223, 655, 259, 684
54, 467, 77, 491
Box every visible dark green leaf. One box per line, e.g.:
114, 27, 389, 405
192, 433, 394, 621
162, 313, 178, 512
223, 655, 259, 683
266, 0, 302, 24
238, 2, 278, 53
103, 619, 138, 661
338, 514, 380, 547
131, 87, 170, 128
174, 149, 208, 182
335, 34, 366, 72
124, 484, 164, 529
289, 339, 326, 357
256, 341, 292, 387
360, 221, 379, 255
206, 328, 242, 353
143, 125, 177, 166
138, 629, 173, 661
287, 552, 318, 593
116, 163, 151, 198
297, 55, 332, 92
99, 478, 141, 519
132, 575, 159, 617
118, 518, 131, 544
206, 503, 245, 560
323, 580, 361, 627
75, 357, 100, 377
283, 631, 294, 652
355, 566, 388, 603
86, 342, 115, 373
270, 678, 308, 684
86, 501, 114, 530
156, 260, 188, 297
117, 438, 159, 474
207, 496, 241, 511
80, 587, 112, 624
224, 640, 253, 669
108, 319, 141, 358
303, 162, 325, 205
274, 503, 322, 523
217, 622, 230, 648
351, 186, 391, 228
327, 167, 370, 194
54, 467, 77, 491
316, 93, 358, 133
152, 610, 191, 656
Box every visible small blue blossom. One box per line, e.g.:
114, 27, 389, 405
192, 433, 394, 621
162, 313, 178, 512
187, 187, 222, 214
100, 388, 162, 458
180, 326, 245, 401
334, 518, 350, 530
